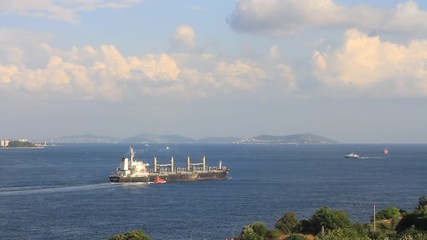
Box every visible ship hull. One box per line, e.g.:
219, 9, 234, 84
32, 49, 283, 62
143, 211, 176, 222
110, 171, 228, 183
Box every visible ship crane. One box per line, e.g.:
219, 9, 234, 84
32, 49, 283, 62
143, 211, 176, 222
186, 156, 206, 171
153, 156, 174, 172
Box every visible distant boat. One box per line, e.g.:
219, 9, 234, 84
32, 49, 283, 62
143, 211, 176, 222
383, 148, 389, 155
344, 153, 360, 159
153, 176, 166, 184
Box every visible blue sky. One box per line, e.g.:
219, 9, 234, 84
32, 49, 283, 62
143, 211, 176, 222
1, 0, 427, 143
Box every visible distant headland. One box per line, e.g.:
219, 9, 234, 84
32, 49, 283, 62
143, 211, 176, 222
0, 139, 45, 148
39, 133, 338, 144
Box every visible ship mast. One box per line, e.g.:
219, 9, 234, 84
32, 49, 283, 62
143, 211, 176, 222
130, 147, 135, 162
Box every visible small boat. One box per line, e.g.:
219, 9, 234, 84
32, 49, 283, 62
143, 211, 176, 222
383, 148, 389, 155
153, 176, 166, 184
344, 153, 359, 158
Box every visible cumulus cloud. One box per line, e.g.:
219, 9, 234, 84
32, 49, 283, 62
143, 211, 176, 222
0, 43, 183, 101
276, 64, 297, 93
0, 38, 272, 101
129, 53, 181, 81
311, 29, 427, 97
174, 25, 196, 48
0, 65, 18, 84
216, 60, 266, 89
228, 0, 427, 36
0, 0, 142, 23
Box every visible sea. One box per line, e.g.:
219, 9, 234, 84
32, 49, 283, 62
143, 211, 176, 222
0, 143, 426, 240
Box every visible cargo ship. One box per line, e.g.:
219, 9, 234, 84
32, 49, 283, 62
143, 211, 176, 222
109, 147, 229, 183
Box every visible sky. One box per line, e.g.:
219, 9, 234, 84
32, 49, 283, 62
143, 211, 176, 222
1, 0, 427, 143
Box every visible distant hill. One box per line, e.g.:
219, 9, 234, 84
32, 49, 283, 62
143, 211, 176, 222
197, 137, 242, 143
122, 134, 196, 143
44, 133, 337, 144
46, 134, 120, 144
237, 133, 338, 144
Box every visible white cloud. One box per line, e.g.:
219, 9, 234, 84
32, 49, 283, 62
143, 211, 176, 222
129, 53, 181, 81
269, 45, 280, 59
228, 0, 427, 36
174, 25, 196, 48
311, 29, 427, 97
383, 1, 427, 35
0, 65, 18, 84
276, 64, 297, 93
0, 38, 272, 101
215, 60, 266, 89
0, 0, 142, 23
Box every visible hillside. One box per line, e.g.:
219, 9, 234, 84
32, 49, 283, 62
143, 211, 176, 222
237, 133, 338, 144
43, 133, 337, 144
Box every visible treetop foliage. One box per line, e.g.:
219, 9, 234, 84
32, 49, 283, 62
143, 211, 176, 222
239, 196, 427, 240
108, 230, 151, 240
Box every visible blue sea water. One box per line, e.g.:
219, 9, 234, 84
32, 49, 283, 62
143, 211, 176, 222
0, 143, 426, 240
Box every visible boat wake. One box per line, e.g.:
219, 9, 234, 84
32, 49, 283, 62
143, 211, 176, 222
112, 182, 151, 186
0, 183, 117, 196
359, 156, 383, 159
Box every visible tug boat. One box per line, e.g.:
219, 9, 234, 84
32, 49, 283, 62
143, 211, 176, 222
153, 176, 166, 184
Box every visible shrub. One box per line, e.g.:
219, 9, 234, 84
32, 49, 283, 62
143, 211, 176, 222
315, 228, 370, 240
304, 206, 351, 234
265, 229, 282, 240
251, 222, 268, 237
275, 212, 299, 234
376, 206, 401, 220
108, 230, 151, 240
286, 234, 307, 240
240, 224, 263, 240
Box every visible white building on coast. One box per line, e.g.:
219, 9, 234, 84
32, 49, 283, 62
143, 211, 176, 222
1, 139, 11, 147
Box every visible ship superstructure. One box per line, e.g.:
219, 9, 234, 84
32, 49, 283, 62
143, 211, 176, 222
109, 147, 229, 183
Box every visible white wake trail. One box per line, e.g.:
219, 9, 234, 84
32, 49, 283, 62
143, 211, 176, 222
0, 183, 118, 196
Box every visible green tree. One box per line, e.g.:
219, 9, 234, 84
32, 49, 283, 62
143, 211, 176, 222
398, 226, 427, 240
108, 230, 151, 240
251, 222, 268, 238
304, 206, 352, 234
418, 196, 427, 207
376, 206, 401, 220
239, 222, 269, 240
265, 229, 282, 240
396, 196, 427, 232
315, 228, 370, 240
415, 196, 427, 215
240, 225, 263, 240
275, 212, 299, 234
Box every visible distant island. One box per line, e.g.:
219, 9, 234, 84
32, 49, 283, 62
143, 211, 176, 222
0, 139, 44, 148
40, 133, 338, 144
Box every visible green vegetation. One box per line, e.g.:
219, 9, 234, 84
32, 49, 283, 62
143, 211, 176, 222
275, 212, 299, 234
109, 197, 427, 240
7, 140, 35, 148
286, 234, 308, 240
240, 222, 268, 240
108, 230, 151, 240
375, 206, 400, 221
237, 196, 427, 240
